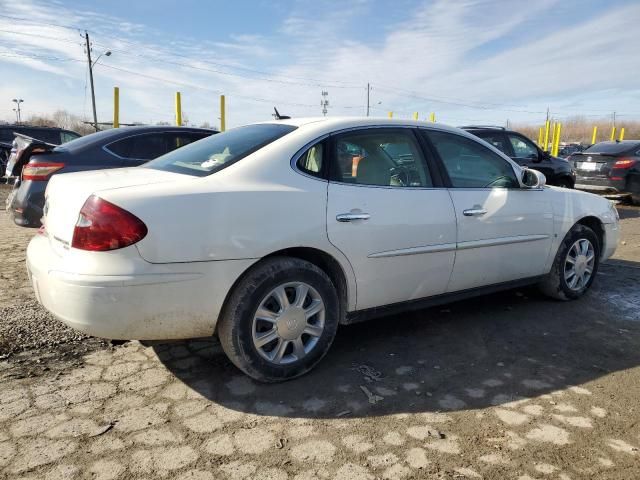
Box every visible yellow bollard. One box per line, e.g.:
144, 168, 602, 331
220, 95, 226, 132
429, 112, 436, 122
619, 127, 625, 141
610, 127, 616, 141
550, 122, 557, 153
388, 111, 393, 118
591, 126, 597, 145
113, 86, 119, 129
413, 112, 418, 120
537, 127, 543, 147
553, 123, 562, 157
175, 92, 182, 126
543, 120, 550, 152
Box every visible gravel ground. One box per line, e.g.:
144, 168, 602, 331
0, 183, 639, 479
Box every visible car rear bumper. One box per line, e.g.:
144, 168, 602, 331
8, 180, 45, 227
26, 234, 255, 340
575, 177, 626, 194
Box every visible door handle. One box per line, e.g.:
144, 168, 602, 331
463, 208, 487, 217
336, 213, 371, 222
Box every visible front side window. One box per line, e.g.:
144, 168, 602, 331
330, 129, 432, 187
508, 134, 538, 158
425, 130, 518, 188
61, 131, 80, 143
146, 124, 297, 177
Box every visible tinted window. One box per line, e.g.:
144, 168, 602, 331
475, 132, 510, 154
584, 142, 640, 155
425, 130, 518, 188
107, 134, 166, 159
0, 129, 14, 142
22, 129, 60, 144
61, 131, 80, 143
146, 124, 297, 177
297, 142, 324, 177
508, 134, 538, 158
165, 133, 211, 153
331, 129, 432, 187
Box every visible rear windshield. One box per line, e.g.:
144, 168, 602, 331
145, 124, 297, 177
582, 142, 640, 155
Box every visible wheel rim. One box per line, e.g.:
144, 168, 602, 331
564, 238, 595, 291
252, 282, 325, 365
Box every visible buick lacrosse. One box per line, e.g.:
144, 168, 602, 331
27, 118, 619, 381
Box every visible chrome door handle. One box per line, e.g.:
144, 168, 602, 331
463, 208, 487, 217
336, 213, 371, 222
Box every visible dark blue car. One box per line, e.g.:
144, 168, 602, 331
6, 126, 216, 227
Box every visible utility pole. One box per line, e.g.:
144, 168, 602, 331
85, 31, 98, 132
366, 83, 370, 117
320, 90, 329, 116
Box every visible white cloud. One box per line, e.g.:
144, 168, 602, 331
0, 0, 638, 129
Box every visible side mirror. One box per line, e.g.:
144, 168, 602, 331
529, 152, 542, 163
541, 151, 551, 160
522, 168, 546, 188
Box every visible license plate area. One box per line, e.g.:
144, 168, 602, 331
578, 162, 600, 172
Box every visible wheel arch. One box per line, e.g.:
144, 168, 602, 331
575, 215, 604, 252
216, 247, 353, 333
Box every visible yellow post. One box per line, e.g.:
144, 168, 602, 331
220, 95, 226, 132
429, 112, 436, 122
175, 92, 182, 126
113, 86, 119, 129
550, 122, 557, 153
543, 120, 550, 152
619, 127, 625, 141
537, 127, 543, 147
553, 123, 562, 157
591, 126, 597, 145
413, 112, 418, 120
388, 111, 393, 118
610, 126, 616, 141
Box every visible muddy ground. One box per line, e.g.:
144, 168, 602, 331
0, 183, 638, 480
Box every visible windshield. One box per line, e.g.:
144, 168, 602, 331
583, 142, 640, 155
145, 124, 297, 176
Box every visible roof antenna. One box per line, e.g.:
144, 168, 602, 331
273, 107, 290, 120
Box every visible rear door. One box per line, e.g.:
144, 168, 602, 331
422, 129, 554, 292
326, 127, 457, 310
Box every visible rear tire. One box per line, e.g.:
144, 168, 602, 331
218, 257, 339, 382
539, 224, 600, 300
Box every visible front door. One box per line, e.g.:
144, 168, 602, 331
422, 129, 554, 292
326, 127, 457, 310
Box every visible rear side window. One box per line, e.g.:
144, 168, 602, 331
425, 130, 518, 188
296, 143, 325, 178
146, 124, 297, 177
475, 132, 510, 155
107, 134, 167, 160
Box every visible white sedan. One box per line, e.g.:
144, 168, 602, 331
27, 117, 619, 381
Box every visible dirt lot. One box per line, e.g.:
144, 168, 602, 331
0, 183, 639, 480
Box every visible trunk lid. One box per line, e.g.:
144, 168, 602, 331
570, 152, 619, 179
5, 134, 56, 177
43, 167, 184, 255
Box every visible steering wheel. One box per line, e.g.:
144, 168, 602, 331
390, 165, 410, 186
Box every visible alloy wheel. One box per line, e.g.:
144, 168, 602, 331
564, 238, 595, 291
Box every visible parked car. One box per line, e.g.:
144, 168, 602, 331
569, 140, 640, 203
558, 143, 584, 158
0, 124, 80, 178
462, 126, 576, 188
7, 126, 216, 227
27, 118, 619, 382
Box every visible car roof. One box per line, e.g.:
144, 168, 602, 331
258, 116, 467, 135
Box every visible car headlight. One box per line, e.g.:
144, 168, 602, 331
609, 201, 619, 222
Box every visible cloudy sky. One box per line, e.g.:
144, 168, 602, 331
0, 0, 638, 129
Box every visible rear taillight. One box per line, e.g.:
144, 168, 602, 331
612, 158, 637, 169
22, 162, 65, 181
71, 195, 147, 251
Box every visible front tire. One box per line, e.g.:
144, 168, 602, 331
539, 224, 600, 300
218, 257, 339, 382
